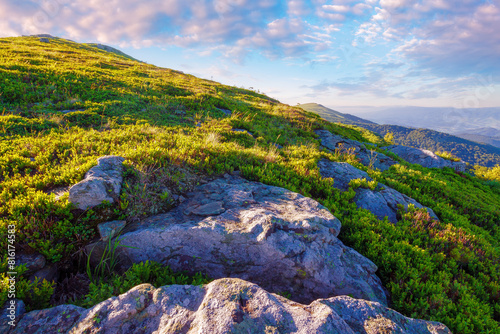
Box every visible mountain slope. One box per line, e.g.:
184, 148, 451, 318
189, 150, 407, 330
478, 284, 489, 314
300, 103, 500, 167
0, 37, 499, 333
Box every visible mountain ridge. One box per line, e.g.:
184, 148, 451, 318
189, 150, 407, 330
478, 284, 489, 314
300, 103, 500, 167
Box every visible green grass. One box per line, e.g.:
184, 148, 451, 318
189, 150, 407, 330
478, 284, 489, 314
0, 36, 499, 333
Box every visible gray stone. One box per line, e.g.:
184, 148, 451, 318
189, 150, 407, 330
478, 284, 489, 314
9, 278, 451, 334
318, 159, 372, 191
29, 263, 59, 283
316, 130, 397, 171
69, 156, 125, 210
217, 107, 232, 116
354, 187, 439, 224
97, 220, 126, 241
318, 160, 438, 224
9, 304, 83, 334
39, 38, 49, 43
385, 145, 467, 172
16, 253, 46, 275
190, 201, 225, 216
88, 175, 387, 305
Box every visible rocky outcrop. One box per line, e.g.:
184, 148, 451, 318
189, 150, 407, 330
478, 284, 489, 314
318, 159, 438, 223
8, 278, 451, 334
318, 160, 371, 191
87, 174, 387, 305
385, 145, 466, 172
354, 187, 438, 223
68, 156, 125, 210
316, 130, 397, 171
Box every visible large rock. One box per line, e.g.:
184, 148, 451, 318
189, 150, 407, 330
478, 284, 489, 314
88, 174, 387, 305
69, 156, 125, 210
318, 160, 372, 191
385, 145, 466, 172
354, 187, 439, 224
9, 278, 451, 334
319, 159, 438, 223
316, 130, 397, 171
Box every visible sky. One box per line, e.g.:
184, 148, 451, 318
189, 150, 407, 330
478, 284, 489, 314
1, 0, 500, 112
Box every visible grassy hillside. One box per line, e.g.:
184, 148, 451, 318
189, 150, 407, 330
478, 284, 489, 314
1, 36, 499, 333
301, 103, 500, 167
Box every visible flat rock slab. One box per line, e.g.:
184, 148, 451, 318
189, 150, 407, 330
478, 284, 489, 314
9, 278, 451, 334
88, 174, 387, 305
385, 145, 466, 172
316, 130, 397, 171
318, 160, 438, 223
69, 156, 125, 210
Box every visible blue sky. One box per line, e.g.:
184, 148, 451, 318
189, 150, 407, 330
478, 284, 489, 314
2, 0, 499, 111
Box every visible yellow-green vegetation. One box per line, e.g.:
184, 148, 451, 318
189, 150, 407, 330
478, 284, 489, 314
0, 36, 499, 333
436, 150, 461, 162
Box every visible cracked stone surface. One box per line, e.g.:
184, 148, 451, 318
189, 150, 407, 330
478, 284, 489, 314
316, 130, 397, 172
87, 174, 387, 305
8, 278, 451, 334
69, 156, 125, 210
318, 159, 439, 223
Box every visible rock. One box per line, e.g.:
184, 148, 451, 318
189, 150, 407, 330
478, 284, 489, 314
97, 220, 126, 241
190, 201, 225, 216
316, 130, 397, 171
318, 159, 372, 191
29, 263, 59, 283
69, 156, 125, 210
315, 129, 365, 152
9, 304, 83, 334
39, 38, 49, 43
9, 278, 451, 334
46, 186, 70, 200
217, 107, 232, 116
16, 253, 46, 275
319, 160, 438, 223
354, 187, 439, 224
385, 145, 467, 172
0, 299, 25, 331
88, 175, 387, 305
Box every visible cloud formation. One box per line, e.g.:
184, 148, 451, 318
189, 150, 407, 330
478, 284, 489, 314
1, 0, 498, 106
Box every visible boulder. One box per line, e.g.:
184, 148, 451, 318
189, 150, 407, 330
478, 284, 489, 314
316, 130, 397, 171
9, 278, 451, 334
68, 156, 125, 210
385, 145, 466, 172
354, 187, 439, 224
87, 175, 387, 305
318, 159, 438, 223
318, 160, 372, 191
15, 253, 46, 275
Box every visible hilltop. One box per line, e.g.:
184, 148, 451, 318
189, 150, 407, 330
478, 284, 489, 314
0, 36, 499, 333
300, 103, 500, 167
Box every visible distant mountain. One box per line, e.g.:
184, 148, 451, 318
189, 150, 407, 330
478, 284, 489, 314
300, 103, 500, 167
349, 106, 500, 134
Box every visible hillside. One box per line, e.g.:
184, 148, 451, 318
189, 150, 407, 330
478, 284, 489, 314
1, 36, 499, 333
455, 128, 500, 149
300, 103, 500, 167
